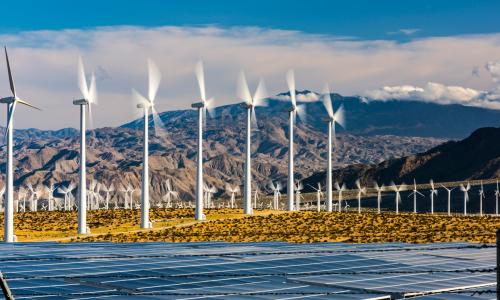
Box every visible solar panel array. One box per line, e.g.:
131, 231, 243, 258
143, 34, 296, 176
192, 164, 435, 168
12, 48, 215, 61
0, 242, 495, 299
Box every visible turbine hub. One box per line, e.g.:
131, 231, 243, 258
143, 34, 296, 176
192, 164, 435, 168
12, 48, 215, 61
284, 104, 295, 112
240, 102, 253, 109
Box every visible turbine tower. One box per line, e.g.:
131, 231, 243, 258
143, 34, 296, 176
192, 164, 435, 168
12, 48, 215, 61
73, 56, 97, 235
478, 180, 484, 217
1, 47, 41, 242
321, 84, 345, 212
132, 59, 166, 229
440, 184, 455, 216
191, 61, 214, 220
284, 70, 306, 211
237, 71, 267, 214
408, 179, 424, 213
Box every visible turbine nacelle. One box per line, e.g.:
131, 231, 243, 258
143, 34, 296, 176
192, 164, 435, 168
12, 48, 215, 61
191, 101, 205, 109
240, 102, 254, 109
0, 96, 16, 104
322, 116, 334, 123
136, 102, 152, 109
284, 104, 296, 112
73, 99, 89, 106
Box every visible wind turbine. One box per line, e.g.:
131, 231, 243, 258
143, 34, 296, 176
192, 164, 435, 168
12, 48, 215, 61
102, 183, 115, 210
478, 180, 485, 216
163, 179, 179, 208
294, 181, 304, 211
269, 181, 282, 210
495, 180, 499, 216
284, 70, 306, 211
391, 182, 406, 214
0, 186, 5, 213
1, 47, 41, 242
439, 184, 455, 216
408, 179, 424, 213
460, 182, 471, 216
47, 184, 55, 211
309, 183, 324, 212
373, 182, 385, 214
225, 184, 240, 209
237, 71, 267, 214
429, 179, 438, 214
334, 182, 347, 212
132, 59, 166, 229
191, 61, 214, 220
73, 56, 97, 235
321, 84, 345, 212
355, 179, 366, 213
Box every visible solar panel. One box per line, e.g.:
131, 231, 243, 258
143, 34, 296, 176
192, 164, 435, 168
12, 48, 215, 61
0, 242, 494, 299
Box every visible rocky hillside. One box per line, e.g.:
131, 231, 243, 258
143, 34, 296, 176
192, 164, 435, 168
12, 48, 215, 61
303, 127, 500, 190
0, 97, 445, 200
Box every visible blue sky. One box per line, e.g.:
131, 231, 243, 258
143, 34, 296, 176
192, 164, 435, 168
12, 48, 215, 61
2, 0, 500, 39
1, 1, 500, 129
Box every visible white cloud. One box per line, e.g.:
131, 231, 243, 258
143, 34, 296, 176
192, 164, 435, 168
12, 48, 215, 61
0, 26, 500, 129
486, 60, 500, 82
274, 91, 319, 102
363, 82, 500, 109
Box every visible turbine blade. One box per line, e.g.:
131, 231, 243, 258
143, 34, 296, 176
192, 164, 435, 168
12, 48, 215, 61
148, 59, 161, 103
16, 99, 41, 111
253, 78, 268, 107
195, 61, 206, 102
4, 102, 16, 143
333, 105, 345, 128
251, 107, 258, 130
237, 71, 252, 104
4, 47, 16, 97
286, 70, 296, 106
296, 104, 307, 123
322, 83, 333, 118
88, 72, 97, 105
205, 97, 216, 118
132, 89, 149, 106
151, 106, 167, 137
87, 103, 94, 131
78, 56, 89, 100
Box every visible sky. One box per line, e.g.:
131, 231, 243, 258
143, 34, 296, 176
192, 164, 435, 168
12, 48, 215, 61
1, 0, 500, 129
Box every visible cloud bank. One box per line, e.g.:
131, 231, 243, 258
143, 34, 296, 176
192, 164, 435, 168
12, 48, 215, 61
1, 26, 500, 129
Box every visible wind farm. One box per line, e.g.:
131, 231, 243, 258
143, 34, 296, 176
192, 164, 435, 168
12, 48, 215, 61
1, 1, 500, 299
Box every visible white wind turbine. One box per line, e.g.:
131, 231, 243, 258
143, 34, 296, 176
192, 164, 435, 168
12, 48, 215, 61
73, 56, 97, 235
163, 179, 179, 208
373, 182, 385, 214
355, 180, 366, 213
47, 184, 55, 211
191, 61, 215, 220
321, 84, 345, 212
429, 179, 438, 214
460, 182, 471, 216
284, 70, 307, 211
478, 180, 484, 216
225, 184, 240, 209
440, 184, 455, 216
391, 182, 406, 214
294, 181, 304, 211
269, 181, 282, 210
1, 47, 41, 242
495, 180, 499, 216
132, 59, 167, 229
237, 71, 267, 214
308, 183, 324, 212
334, 182, 347, 212
102, 183, 115, 210
408, 179, 424, 213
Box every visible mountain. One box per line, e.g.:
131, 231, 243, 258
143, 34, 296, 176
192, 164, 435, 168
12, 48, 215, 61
0, 96, 445, 200
123, 93, 500, 139
303, 127, 500, 190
